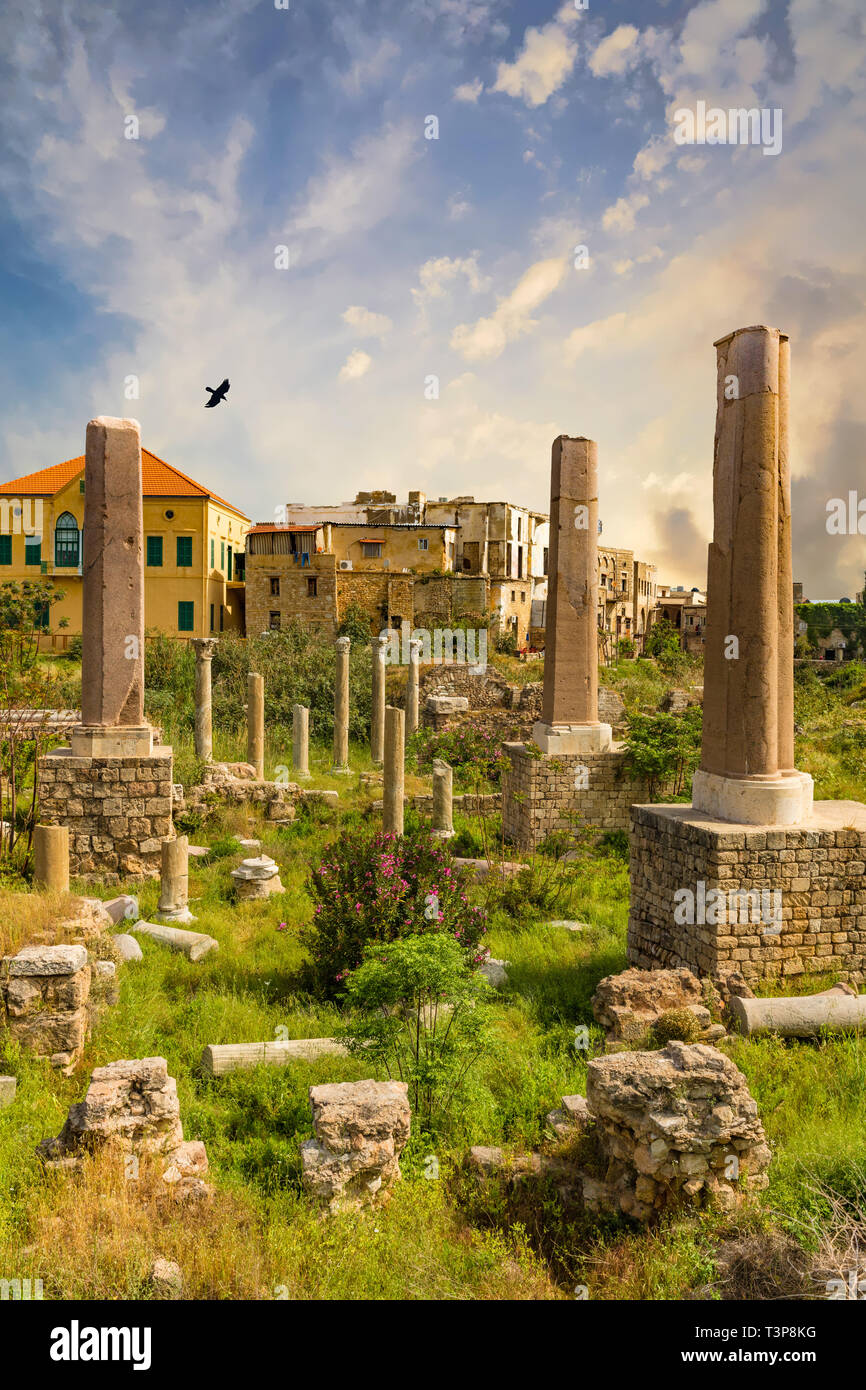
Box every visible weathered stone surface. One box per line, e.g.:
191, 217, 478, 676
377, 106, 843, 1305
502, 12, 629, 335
468, 1145, 504, 1175
585, 1042, 770, 1221
38, 1057, 186, 1162
150, 1258, 183, 1298
592, 967, 708, 1042
113, 933, 143, 962
231, 855, 284, 900
201, 1039, 348, 1075
103, 894, 140, 925
133, 921, 218, 962
1, 945, 91, 1073
300, 1079, 410, 1210
729, 983, 866, 1037
479, 957, 509, 989
6, 944, 88, 976
0, 1076, 16, 1108
424, 694, 469, 717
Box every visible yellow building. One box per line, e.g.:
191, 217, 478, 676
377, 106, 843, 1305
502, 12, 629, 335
0, 449, 249, 647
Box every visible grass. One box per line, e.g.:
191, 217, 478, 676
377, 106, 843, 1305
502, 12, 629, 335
1, 656, 865, 1299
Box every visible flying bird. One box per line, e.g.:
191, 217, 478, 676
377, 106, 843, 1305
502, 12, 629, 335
205, 379, 230, 408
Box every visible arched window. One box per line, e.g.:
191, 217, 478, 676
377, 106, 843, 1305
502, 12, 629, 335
54, 512, 80, 568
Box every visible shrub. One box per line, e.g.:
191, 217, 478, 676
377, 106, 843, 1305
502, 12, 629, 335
494, 629, 517, 655
303, 823, 488, 997
338, 934, 494, 1132
651, 1009, 703, 1046
622, 707, 702, 800
410, 724, 508, 785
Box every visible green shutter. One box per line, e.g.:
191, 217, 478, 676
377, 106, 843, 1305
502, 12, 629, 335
178, 601, 194, 632
0, 536, 11, 565
146, 536, 163, 567
210, 538, 214, 568
220, 541, 225, 571
25, 538, 41, 566
177, 536, 193, 567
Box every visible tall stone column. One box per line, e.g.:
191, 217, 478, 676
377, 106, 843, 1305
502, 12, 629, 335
192, 638, 217, 761
33, 824, 69, 893
692, 325, 812, 826
157, 835, 195, 924
332, 636, 351, 774
293, 704, 311, 779
72, 417, 152, 757
431, 759, 454, 839
533, 436, 611, 754
247, 673, 265, 779
371, 635, 387, 765
406, 638, 421, 739
383, 705, 405, 836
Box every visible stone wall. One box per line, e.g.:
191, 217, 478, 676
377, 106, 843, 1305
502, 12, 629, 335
420, 663, 513, 708
245, 554, 338, 638
412, 576, 489, 623
628, 801, 866, 986
337, 572, 414, 631
37, 746, 174, 882
502, 742, 664, 848
1, 944, 91, 1074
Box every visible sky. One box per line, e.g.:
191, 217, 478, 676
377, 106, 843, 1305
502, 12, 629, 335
0, 0, 864, 596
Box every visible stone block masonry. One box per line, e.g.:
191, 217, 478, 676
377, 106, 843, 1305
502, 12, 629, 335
37, 746, 174, 883
501, 742, 673, 849
628, 801, 866, 986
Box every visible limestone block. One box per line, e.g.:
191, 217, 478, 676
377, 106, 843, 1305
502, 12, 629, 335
300, 1079, 410, 1210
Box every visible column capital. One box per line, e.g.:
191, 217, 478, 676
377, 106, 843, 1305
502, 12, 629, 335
192, 637, 218, 661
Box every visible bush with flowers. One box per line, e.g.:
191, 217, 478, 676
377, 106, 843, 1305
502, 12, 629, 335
303, 823, 488, 998
410, 723, 508, 786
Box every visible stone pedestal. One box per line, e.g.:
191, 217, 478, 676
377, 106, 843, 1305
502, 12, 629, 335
33, 824, 69, 892
231, 855, 284, 901
293, 704, 311, 779
192, 638, 217, 762
371, 635, 386, 766
628, 801, 866, 987
333, 636, 351, 774
0, 944, 91, 1074
37, 746, 174, 882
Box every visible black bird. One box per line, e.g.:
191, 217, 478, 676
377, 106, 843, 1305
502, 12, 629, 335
205, 379, 230, 408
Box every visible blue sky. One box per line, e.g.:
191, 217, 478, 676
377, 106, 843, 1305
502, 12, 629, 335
1, 0, 864, 595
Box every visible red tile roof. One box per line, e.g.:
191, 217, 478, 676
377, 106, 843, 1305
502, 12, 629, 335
0, 448, 249, 519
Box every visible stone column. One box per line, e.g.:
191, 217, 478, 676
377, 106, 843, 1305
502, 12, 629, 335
371, 635, 387, 765
293, 703, 311, 779
247, 673, 265, 779
332, 636, 351, 774
533, 436, 612, 754
383, 705, 405, 836
692, 325, 812, 826
157, 835, 195, 924
192, 638, 217, 762
431, 759, 454, 839
406, 638, 421, 739
72, 417, 152, 757
33, 824, 69, 892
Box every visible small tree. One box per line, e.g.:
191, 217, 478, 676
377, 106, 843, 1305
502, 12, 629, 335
338, 934, 494, 1131
622, 707, 703, 800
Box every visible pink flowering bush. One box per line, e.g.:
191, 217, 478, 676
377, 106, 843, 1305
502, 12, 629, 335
410, 724, 509, 785
303, 824, 488, 998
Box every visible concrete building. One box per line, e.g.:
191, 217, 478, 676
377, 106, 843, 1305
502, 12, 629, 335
0, 449, 249, 646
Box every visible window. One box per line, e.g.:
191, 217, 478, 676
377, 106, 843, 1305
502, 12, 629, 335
511, 590, 516, 602
210, 538, 214, 568
506, 542, 512, 575
219, 605, 224, 631
146, 536, 163, 567
517, 545, 523, 579
269, 611, 281, 631
79, 480, 85, 494
520, 591, 526, 603
517, 516, 522, 540
362, 542, 382, 559
227, 545, 232, 579
0, 535, 11, 565
54, 512, 79, 568
178, 601, 194, 632
543, 546, 549, 576
177, 536, 193, 567
25, 537, 41, 566
220, 541, 225, 571
270, 576, 280, 596
209, 603, 214, 632
307, 576, 317, 597
418, 537, 428, 552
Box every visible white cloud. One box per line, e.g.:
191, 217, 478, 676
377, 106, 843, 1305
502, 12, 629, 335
450, 257, 566, 361
601, 191, 649, 233
412, 255, 489, 306
454, 77, 484, 102
339, 349, 373, 382
342, 305, 393, 338
492, 5, 578, 108
447, 192, 472, 220
589, 25, 641, 78
289, 122, 417, 256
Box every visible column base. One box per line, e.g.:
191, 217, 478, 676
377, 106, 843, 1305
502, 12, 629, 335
331, 766, 352, 776
531, 721, 613, 755
71, 724, 154, 757
691, 769, 814, 827
431, 829, 455, 840
156, 907, 197, 925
